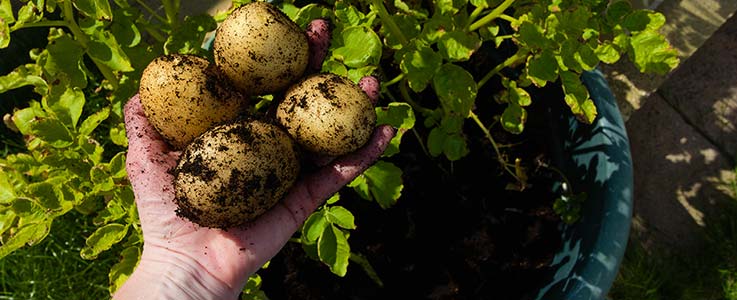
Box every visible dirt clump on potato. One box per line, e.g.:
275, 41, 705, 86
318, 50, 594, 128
139, 54, 248, 149
173, 119, 300, 228
276, 73, 377, 156
213, 1, 309, 96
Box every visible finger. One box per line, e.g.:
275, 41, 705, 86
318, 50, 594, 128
358, 76, 380, 105
284, 124, 396, 222
306, 18, 331, 72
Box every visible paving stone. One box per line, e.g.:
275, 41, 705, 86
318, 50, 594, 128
659, 13, 737, 160
625, 92, 735, 254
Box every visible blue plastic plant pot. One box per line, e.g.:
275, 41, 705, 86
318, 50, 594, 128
534, 69, 634, 300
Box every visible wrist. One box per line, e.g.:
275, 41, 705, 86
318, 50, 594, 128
113, 245, 241, 300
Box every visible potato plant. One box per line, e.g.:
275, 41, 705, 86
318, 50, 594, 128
0, 0, 679, 298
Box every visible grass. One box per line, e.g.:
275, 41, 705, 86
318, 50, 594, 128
0, 211, 120, 300
610, 167, 737, 300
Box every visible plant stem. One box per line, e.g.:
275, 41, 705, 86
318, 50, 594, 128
13, 20, 69, 30
477, 49, 528, 89
499, 14, 518, 23
469, 111, 522, 183
349, 253, 384, 287
161, 0, 179, 28
466, 5, 485, 29
371, 0, 408, 46
384, 73, 405, 87
468, 0, 517, 32
398, 80, 433, 116
134, 0, 168, 24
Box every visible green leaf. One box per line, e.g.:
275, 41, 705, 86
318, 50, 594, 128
526, 49, 558, 87
393, 0, 429, 19
508, 81, 531, 106
575, 43, 600, 71
45, 82, 86, 130
559, 40, 583, 73
0, 210, 17, 237
333, 26, 382, 68
79, 18, 134, 72
435, 0, 467, 15
517, 21, 549, 50
628, 30, 680, 75
594, 42, 621, 64
375, 102, 415, 157
383, 14, 420, 50
11, 1, 42, 30
501, 103, 527, 134
438, 30, 480, 62
292, 3, 331, 28
43, 29, 88, 88
73, 0, 113, 21
0, 172, 15, 205
94, 187, 130, 225
0, 222, 50, 259
318, 225, 350, 277
400, 44, 442, 92
420, 13, 453, 43
32, 117, 75, 148
335, 2, 365, 27
0, 64, 47, 94
427, 117, 469, 161
302, 211, 328, 244
327, 206, 356, 230
0, 17, 9, 48
109, 245, 141, 295
79, 106, 110, 136
241, 273, 269, 300
26, 181, 62, 210
560, 71, 597, 123
110, 7, 142, 47
321, 59, 348, 77
326, 193, 340, 205
606, 0, 632, 24
108, 151, 127, 179
81, 223, 129, 260
433, 63, 477, 117
165, 14, 217, 56
11, 198, 46, 221
361, 161, 403, 209
0, 0, 15, 24
623, 10, 666, 32
110, 122, 128, 146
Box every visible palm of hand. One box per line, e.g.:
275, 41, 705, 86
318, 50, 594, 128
124, 92, 394, 290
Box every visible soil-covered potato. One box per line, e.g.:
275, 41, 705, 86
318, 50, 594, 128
213, 1, 309, 95
276, 73, 376, 156
139, 54, 247, 149
173, 119, 300, 228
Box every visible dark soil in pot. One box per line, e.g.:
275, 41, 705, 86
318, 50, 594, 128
259, 79, 569, 300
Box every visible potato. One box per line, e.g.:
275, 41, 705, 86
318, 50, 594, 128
139, 54, 247, 149
276, 73, 377, 156
213, 2, 309, 95
173, 119, 300, 228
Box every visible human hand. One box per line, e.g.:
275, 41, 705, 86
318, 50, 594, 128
113, 19, 395, 300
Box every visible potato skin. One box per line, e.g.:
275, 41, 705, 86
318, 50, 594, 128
213, 2, 309, 95
173, 120, 300, 228
139, 54, 247, 149
276, 73, 377, 156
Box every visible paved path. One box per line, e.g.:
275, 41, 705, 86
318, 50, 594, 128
625, 11, 737, 254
